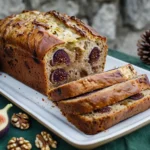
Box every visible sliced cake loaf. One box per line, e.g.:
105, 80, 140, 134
58, 74, 150, 115
0, 10, 107, 94
49, 64, 137, 101
65, 89, 150, 134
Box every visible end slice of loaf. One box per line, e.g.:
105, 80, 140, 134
58, 74, 150, 115
49, 64, 137, 101
65, 89, 150, 134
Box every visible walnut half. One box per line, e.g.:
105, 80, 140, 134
7, 137, 32, 150
11, 112, 30, 130
35, 131, 57, 150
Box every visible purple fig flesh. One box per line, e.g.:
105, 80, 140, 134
0, 104, 13, 138
0, 124, 9, 138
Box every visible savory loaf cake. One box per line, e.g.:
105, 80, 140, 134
58, 74, 150, 114
0, 10, 107, 94
65, 89, 150, 134
49, 64, 137, 101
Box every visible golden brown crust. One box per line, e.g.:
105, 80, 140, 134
0, 12, 64, 60
70, 15, 106, 39
49, 64, 137, 101
58, 75, 150, 114
27, 29, 64, 60
65, 92, 150, 134
46, 10, 106, 41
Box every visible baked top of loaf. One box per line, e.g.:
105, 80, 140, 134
58, 74, 150, 114
49, 64, 137, 101
65, 89, 150, 134
0, 10, 108, 94
0, 10, 106, 60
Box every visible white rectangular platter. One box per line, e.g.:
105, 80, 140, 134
0, 55, 150, 149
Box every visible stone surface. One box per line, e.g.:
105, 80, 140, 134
122, 0, 150, 30
40, 0, 79, 16
113, 30, 148, 57
92, 3, 118, 40
78, 0, 100, 24
29, 0, 47, 9
0, 0, 25, 18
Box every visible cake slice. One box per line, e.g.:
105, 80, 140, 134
49, 64, 137, 101
65, 89, 150, 134
58, 74, 150, 114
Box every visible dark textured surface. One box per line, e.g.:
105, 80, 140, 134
1, 49, 150, 150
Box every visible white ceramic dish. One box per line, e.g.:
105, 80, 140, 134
0, 56, 150, 149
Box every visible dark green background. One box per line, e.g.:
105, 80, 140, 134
1, 50, 150, 150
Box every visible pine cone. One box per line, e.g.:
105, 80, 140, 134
137, 30, 150, 64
